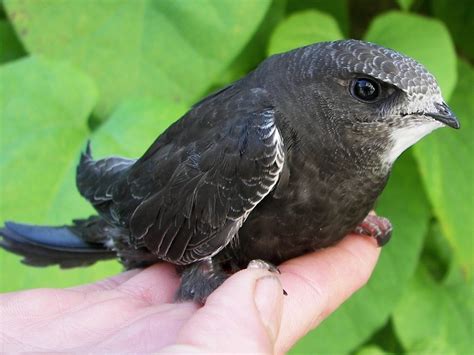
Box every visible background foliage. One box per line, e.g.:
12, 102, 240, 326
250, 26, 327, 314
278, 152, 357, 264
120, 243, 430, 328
0, 0, 472, 353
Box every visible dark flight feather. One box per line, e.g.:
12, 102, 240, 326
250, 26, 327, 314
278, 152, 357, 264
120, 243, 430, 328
0, 220, 115, 268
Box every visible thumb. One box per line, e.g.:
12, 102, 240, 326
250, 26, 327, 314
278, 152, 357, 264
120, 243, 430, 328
170, 264, 284, 353
254, 274, 284, 343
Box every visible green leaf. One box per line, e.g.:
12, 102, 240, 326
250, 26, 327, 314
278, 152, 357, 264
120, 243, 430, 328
0, 57, 97, 223
211, 0, 287, 89
292, 153, 431, 353
91, 97, 188, 158
393, 266, 474, 354
364, 11, 457, 100
268, 10, 344, 55
432, 0, 474, 61
0, 19, 25, 63
396, 0, 414, 11
4, 0, 271, 118
0, 56, 122, 291
286, 0, 350, 36
413, 60, 474, 276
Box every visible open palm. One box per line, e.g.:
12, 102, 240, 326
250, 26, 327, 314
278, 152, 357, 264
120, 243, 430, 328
1, 234, 379, 353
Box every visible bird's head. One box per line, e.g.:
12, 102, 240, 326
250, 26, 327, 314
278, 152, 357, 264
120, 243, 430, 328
262, 39, 459, 169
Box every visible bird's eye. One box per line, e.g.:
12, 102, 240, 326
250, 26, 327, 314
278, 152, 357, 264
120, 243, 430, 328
350, 78, 380, 102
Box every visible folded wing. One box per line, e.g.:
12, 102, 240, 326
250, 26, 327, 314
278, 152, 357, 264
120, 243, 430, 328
129, 104, 284, 264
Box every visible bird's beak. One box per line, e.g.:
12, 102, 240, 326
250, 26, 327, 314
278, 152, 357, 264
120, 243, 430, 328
424, 102, 460, 129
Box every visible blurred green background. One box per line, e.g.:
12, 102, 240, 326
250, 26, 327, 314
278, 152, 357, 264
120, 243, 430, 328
0, 0, 472, 353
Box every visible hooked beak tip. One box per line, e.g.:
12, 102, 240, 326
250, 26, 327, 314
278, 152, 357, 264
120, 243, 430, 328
425, 112, 460, 129
425, 103, 460, 129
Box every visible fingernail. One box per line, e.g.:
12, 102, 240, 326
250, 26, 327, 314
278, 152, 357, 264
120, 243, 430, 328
254, 275, 283, 342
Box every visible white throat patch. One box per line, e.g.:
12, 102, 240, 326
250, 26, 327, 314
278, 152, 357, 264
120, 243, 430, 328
385, 120, 443, 164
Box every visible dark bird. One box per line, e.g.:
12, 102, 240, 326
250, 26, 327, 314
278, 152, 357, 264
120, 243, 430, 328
0, 40, 459, 302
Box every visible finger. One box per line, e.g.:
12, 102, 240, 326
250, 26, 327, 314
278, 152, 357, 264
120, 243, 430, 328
276, 234, 381, 353
71, 263, 180, 305
172, 266, 284, 353
69, 268, 143, 292
90, 302, 198, 352
114, 263, 180, 304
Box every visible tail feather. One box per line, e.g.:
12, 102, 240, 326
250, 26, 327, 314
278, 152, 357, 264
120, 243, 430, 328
0, 220, 116, 268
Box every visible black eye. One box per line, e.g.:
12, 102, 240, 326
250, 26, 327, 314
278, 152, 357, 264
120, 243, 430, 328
351, 78, 380, 102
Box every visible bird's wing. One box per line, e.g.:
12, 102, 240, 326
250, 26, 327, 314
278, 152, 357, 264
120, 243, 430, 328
127, 105, 285, 265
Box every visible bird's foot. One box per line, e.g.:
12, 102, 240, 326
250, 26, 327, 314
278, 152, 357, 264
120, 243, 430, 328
354, 214, 392, 246
247, 259, 281, 273
175, 258, 287, 303
175, 259, 228, 304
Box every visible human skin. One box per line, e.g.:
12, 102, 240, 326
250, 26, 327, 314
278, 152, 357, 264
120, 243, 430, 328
0, 234, 380, 353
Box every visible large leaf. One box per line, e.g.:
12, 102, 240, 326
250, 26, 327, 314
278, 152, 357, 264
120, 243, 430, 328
0, 57, 121, 291
292, 153, 431, 353
210, 0, 287, 90
393, 266, 473, 354
92, 97, 187, 158
364, 11, 457, 100
431, 0, 474, 61
268, 10, 344, 55
0, 57, 96, 223
4, 0, 270, 118
286, 0, 349, 36
412, 60, 474, 275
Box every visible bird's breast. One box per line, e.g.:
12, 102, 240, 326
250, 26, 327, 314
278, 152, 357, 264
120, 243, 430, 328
228, 157, 389, 267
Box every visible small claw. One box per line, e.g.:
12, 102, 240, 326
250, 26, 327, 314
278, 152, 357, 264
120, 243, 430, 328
375, 229, 392, 246
248, 259, 286, 295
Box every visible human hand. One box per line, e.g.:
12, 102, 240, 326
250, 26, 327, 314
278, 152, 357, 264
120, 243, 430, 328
0, 234, 380, 353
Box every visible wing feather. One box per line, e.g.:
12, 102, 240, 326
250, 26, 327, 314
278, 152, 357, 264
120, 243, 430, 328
129, 105, 284, 264
76, 86, 284, 265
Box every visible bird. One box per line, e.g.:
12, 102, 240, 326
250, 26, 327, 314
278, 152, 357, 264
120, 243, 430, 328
0, 39, 459, 302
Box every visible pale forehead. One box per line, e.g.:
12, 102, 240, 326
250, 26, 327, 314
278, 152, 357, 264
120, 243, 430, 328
313, 40, 441, 97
